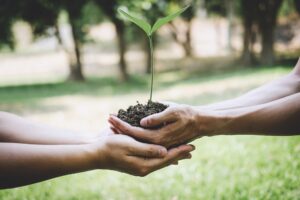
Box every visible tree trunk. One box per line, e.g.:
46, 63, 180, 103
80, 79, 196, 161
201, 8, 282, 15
240, 0, 257, 65
169, 21, 193, 57
114, 21, 128, 81
242, 25, 252, 65
257, 0, 283, 66
54, 23, 63, 50
226, 0, 234, 52
183, 20, 193, 57
260, 25, 275, 65
96, 0, 129, 81
68, 18, 84, 81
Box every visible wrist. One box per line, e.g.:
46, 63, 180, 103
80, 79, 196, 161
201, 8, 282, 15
207, 107, 256, 136
193, 108, 238, 136
87, 137, 109, 170
64, 144, 100, 173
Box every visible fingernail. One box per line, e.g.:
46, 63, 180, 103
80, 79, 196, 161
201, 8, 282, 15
190, 144, 196, 151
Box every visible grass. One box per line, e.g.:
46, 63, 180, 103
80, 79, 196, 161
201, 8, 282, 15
1, 66, 300, 200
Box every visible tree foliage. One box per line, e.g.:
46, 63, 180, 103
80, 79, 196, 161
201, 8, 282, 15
0, 0, 296, 80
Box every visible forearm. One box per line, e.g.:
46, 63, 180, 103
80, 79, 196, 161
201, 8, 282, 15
200, 72, 300, 111
0, 112, 99, 145
206, 93, 300, 136
0, 143, 96, 189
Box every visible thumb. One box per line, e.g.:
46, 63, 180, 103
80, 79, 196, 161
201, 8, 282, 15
140, 108, 176, 128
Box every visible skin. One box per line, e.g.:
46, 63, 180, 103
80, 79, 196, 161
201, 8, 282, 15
0, 112, 195, 189
0, 112, 99, 145
109, 58, 300, 148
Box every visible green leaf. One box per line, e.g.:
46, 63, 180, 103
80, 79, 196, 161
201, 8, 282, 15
118, 8, 151, 36
150, 5, 190, 35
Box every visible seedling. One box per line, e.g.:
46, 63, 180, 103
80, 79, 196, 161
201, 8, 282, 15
118, 5, 190, 101
116, 5, 190, 127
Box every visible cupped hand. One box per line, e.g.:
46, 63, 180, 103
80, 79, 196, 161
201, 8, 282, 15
92, 132, 195, 177
109, 104, 213, 148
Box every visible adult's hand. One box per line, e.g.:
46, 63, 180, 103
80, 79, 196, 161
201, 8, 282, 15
109, 104, 223, 148
92, 130, 195, 176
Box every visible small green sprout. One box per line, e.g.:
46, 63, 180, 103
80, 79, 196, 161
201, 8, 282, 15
118, 5, 190, 101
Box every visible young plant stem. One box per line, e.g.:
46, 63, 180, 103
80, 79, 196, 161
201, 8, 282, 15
149, 35, 154, 102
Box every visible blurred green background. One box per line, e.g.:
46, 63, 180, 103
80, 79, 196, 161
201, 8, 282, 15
0, 0, 300, 199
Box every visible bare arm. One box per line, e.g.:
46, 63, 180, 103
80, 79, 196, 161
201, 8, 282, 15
201, 58, 300, 111
0, 143, 95, 189
216, 92, 300, 136
0, 134, 194, 189
110, 92, 300, 147
0, 112, 99, 145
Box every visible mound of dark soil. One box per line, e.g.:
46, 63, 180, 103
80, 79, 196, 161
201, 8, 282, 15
117, 101, 168, 128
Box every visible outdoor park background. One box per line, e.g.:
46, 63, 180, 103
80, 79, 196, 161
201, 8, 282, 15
0, 0, 300, 199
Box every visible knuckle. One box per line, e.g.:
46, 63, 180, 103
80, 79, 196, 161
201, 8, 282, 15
146, 147, 156, 157
173, 110, 182, 118
123, 127, 131, 134
127, 146, 135, 153
143, 149, 152, 157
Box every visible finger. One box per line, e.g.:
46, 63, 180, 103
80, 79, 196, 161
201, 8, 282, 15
174, 153, 193, 162
181, 153, 192, 159
140, 108, 177, 128
168, 144, 195, 157
159, 122, 179, 136
109, 115, 155, 142
108, 118, 121, 133
108, 119, 121, 134
147, 144, 195, 168
130, 145, 194, 176
128, 141, 167, 158
110, 126, 120, 134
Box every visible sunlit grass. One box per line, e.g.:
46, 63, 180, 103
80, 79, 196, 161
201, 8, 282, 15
1, 66, 300, 200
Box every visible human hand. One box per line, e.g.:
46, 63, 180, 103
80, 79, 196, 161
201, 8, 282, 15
109, 103, 223, 148
91, 131, 195, 176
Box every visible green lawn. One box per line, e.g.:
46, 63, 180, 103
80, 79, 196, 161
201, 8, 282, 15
1, 66, 300, 200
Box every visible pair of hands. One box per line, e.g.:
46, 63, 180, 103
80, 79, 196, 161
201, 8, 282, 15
91, 127, 195, 177
109, 103, 218, 148
99, 103, 220, 176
